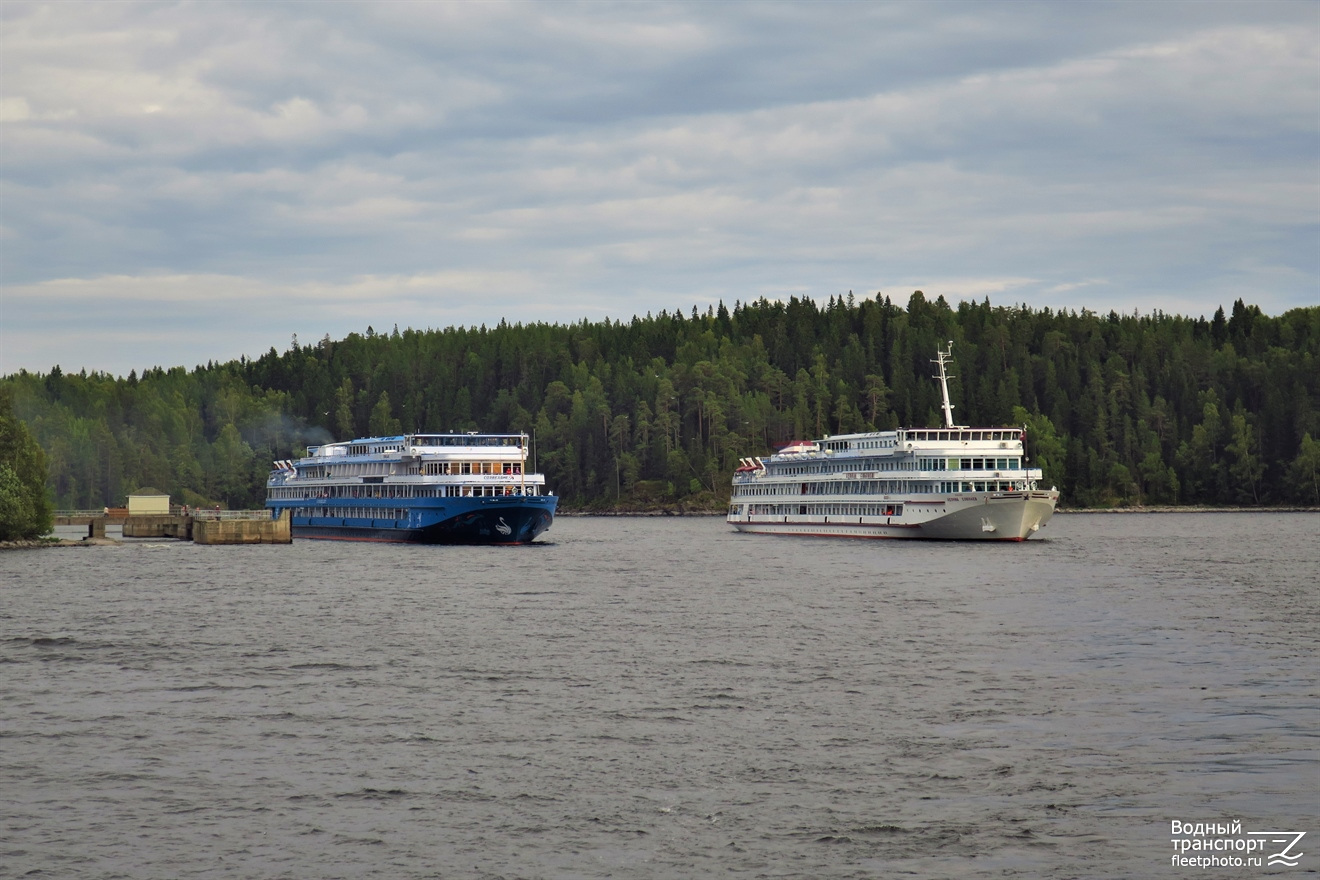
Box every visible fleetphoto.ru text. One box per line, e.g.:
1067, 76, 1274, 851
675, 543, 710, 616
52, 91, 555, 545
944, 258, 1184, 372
1170, 820, 1306, 870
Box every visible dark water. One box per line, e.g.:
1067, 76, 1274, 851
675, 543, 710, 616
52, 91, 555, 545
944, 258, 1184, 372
2, 514, 1316, 879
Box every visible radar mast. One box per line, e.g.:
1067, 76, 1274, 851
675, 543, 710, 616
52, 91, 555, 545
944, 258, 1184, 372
932, 342, 957, 429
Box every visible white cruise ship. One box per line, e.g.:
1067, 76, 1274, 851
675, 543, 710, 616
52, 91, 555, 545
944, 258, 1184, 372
727, 345, 1059, 541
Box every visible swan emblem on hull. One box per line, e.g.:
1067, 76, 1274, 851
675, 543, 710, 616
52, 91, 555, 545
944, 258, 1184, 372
495, 516, 512, 536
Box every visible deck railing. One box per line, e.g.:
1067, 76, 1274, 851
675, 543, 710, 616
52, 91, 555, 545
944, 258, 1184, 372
185, 509, 275, 521
54, 508, 275, 521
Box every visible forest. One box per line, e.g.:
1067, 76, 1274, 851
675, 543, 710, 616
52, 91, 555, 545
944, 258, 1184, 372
4, 292, 1319, 515
0, 387, 52, 539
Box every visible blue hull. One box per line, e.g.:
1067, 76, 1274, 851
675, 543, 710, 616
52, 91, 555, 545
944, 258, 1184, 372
266, 495, 556, 545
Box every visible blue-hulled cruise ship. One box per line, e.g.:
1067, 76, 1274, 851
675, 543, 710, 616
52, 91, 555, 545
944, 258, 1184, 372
266, 432, 556, 544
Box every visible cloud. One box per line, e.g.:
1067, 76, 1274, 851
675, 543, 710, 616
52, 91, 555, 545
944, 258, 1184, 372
1, 1, 1316, 376
1046, 279, 1108, 295
0, 270, 571, 376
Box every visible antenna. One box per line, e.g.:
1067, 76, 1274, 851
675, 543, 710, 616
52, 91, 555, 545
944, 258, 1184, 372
932, 341, 956, 429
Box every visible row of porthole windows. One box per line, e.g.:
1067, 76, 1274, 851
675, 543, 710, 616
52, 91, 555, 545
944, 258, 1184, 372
773, 457, 1022, 477
921, 457, 1021, 471
270, 484, 537, 500
731, 479, 1028, 497
293, 507, 408, 520
851, 439, 898, 449
908, 429, 1021, 442
771, 459, 914, 476
826, 430, 1022, 449
941, 481, 1025, 493
302, 461, 524, 478
739, 503, 905, 517
423, 462, 523, 475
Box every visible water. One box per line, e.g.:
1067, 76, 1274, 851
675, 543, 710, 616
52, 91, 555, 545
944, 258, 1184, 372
2, 514, 1316, 879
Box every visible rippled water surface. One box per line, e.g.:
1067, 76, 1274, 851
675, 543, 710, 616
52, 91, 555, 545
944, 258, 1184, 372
3, 513, 1316, 878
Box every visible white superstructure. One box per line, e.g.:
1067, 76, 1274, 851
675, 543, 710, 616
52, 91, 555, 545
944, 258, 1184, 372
727, 344, 1059, 541
266, 432, 556, 544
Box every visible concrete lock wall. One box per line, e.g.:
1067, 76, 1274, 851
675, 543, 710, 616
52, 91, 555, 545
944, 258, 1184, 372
122, 515, 191, 538
192, 511, 291, 545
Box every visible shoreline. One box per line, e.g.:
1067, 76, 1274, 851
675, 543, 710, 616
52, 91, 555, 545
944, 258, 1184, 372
1, 537, 122, 551
7, 506, 1317, 549
558, 506, 1319, 517
1056, 505, 1319, 514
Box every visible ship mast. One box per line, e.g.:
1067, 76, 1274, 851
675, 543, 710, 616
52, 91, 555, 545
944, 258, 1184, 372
932, 342, 956, 429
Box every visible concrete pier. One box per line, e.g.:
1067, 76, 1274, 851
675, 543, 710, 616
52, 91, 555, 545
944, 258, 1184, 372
193, 510, 291, 545
122, 515, 192, 539
56, 509, 292, 545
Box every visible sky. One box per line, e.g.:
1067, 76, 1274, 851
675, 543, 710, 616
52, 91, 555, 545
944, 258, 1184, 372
2, 1, 1317, 378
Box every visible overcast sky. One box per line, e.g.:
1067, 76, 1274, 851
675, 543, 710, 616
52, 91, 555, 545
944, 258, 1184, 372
2, 1, 1316, 377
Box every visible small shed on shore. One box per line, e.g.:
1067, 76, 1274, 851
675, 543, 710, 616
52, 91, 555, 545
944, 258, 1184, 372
127, 487, 170, 516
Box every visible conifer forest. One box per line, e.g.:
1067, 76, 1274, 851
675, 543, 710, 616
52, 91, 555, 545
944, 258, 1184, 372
5, 293, 1319, 513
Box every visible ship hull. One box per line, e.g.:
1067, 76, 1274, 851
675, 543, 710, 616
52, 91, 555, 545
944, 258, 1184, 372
272, 496, 557, 545
728, 492, 1057, 541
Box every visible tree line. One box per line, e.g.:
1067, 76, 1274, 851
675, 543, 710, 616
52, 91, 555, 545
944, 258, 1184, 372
3, 293, 1318, 527
0, 386, 53, 539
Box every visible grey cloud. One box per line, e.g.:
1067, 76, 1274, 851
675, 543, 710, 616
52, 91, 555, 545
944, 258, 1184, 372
1, 0, 1315, 376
